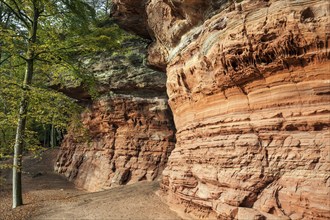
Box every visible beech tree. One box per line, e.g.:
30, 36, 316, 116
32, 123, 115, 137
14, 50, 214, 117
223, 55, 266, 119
0, 0, 97, 208
0, 0, 135, 208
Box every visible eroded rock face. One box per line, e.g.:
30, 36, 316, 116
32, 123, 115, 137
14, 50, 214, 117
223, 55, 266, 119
112, 0, 231, 70
113, 0, 330, 219
55, 40, 175, 191
56, 96, 174, 192
111, 0, 150, 38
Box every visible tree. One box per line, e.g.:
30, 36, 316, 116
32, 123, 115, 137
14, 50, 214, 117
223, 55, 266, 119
0, 0, 97, 208
0, 0, 138, 209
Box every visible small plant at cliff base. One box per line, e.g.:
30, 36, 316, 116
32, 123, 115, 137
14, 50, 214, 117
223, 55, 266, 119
0, 0, 131, 209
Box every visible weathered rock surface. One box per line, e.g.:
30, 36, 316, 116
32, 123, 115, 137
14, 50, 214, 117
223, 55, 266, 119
111, 0, 150, 38
55, 40, 175, 192
112, 0, 330, 219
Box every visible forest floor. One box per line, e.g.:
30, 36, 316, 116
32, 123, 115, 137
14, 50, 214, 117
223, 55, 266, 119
0, 149, 180, 220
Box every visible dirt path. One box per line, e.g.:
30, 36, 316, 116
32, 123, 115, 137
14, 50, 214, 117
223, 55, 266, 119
0, 149, 180, 220
34, 181, 180, 220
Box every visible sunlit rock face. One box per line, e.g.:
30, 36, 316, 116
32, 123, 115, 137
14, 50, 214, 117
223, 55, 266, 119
145, 0, 233, 71
55, 40, 175, 192
56, 96, 175, 192
112, 0, 330, 219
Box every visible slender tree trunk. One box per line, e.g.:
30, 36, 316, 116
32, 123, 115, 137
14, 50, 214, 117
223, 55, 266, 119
12, 59, 33, 208
50, 124, 56, 148
43, 124, 47, 147
12, 98, 27, 208
12, 2, 39, 208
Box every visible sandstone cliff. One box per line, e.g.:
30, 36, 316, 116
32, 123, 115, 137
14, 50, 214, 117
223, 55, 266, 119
55, 39, 175, 191
112, 0, 330, 219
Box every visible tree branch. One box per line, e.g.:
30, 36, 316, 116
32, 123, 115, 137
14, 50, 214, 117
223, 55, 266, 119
11, 0, 33, 24
0, 55, 12, 65
35, 57, 52, 64
0, 0, 30, 28
18, 54, 27, 61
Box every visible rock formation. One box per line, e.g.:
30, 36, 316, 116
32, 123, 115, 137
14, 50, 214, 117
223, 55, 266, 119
111, 0, 330, 219
55, 39, 175, 192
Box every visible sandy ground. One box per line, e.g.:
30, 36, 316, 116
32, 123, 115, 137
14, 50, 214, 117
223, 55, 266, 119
34, 181, 180, 220
0, 149, 180, 220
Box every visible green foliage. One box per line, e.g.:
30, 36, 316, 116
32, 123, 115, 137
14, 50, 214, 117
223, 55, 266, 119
0, 0, 140, 162
0, 71, 22, 158
0, 62, 83, 159
0, 0, 133, 162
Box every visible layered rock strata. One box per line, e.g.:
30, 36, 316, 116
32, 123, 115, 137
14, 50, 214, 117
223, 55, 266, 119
112, 0, 330, 219
55, 40, 175, 192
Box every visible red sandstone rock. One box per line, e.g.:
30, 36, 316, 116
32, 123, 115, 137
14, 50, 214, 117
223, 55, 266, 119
111, 0, 150, 38
112, 0, 330, 219
56, 97, 175, 191
55, 41, 176, 192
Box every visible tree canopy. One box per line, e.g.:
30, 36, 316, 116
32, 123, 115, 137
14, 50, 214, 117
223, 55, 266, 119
0, 0, 133, 157
0, 0, 136, 208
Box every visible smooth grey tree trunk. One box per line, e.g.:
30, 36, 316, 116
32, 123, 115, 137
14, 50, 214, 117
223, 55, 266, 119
12, 59, 33, 208
12, 98, 27, 208
12, 2, 39, 208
